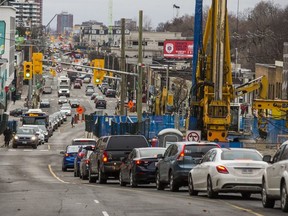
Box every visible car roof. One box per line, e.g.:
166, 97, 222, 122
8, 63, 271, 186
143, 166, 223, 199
170, 141, 219, 146
72, 138, 96, 141
136, 147, 166, 150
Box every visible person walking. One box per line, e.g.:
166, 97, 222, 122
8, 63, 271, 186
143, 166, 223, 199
3, 127, 12, 147
71, 116, 74, 128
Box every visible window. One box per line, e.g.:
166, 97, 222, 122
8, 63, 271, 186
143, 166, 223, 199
273, 145, 286, 163
164, 145, 172, 158
169, 145, 178, 157
280, 145, 288, 161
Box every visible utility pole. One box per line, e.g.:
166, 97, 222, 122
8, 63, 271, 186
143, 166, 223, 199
28, 45, 32, 108
120, 18, 126, 115
137, 10, 143, 122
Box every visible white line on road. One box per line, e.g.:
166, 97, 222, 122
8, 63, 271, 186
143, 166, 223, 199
23, 149, 33, 151
8, 149, 16, 151
102, 211, 109, 216
40, 150, 49, 151
94, 200, 99, 204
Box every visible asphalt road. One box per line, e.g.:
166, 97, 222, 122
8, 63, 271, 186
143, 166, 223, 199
0, 75, 286, 216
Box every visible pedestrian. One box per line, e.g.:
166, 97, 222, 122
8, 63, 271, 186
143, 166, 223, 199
71, 116, 74, 128
3, 126, 12, 147
12, 94, 16, 104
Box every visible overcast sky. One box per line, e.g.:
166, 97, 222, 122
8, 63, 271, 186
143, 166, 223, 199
43, 0, 288, 28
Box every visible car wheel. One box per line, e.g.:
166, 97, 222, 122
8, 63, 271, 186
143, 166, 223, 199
281, 182, 288, 212
188, 174, 198, 196
32, 144, 37, 149
207, 176, 218, 198
130, 172, 137, 188
241, 192, 251, 199
156, 170, 165, 190
98, 169, 107, 184
169, 172, 179, 192
62, 166, 67, 172
75, 166, 80, 177
88, 170, 97, 183
12, 144, 17, 148
119, 171, 126, 187
262, 179, 275, 208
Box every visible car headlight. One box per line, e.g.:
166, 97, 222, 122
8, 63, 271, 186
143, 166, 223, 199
44, 132, 48, 136
14, 135, 19, 140
31, 136, 36, 140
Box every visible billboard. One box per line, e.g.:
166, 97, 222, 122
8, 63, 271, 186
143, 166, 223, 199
0, 21, 5, 55
163, 40, 193, 59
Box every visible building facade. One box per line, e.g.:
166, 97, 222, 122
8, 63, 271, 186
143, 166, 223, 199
57, 12, 73, 34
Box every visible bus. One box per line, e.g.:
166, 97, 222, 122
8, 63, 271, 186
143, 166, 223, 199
22, 109, 49, 128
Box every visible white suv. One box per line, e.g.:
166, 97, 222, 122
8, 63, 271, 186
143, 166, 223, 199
262, 140, 288, 212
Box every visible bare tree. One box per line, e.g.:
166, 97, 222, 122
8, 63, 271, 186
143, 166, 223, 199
172, 78, 188, 113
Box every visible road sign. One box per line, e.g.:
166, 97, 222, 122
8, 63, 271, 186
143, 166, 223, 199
186, 130, 201, 142
128, 100, 134, 109
76, 106, 84, 114
56, 65, 63, 73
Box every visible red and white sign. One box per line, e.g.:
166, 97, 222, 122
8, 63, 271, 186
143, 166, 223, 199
186, 130, 201, 142
163, 40, 193, 59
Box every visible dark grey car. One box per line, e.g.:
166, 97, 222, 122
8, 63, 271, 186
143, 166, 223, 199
12, 127, 39, 149
155, 141, 219, 192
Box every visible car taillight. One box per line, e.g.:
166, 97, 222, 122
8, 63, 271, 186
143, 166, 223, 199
78, 152, 85, 158
102, 151, 108, 163
65, 153, 70, 157
85, 159, 90, 165
135, 160, 144, 165
216, 165, 229, 174
177, 145, 186, 161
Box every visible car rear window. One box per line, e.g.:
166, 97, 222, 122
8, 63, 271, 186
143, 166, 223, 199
72, 140, 96, 146
107, 136, 149, 150
221, 150, 262, 161
184, 144, 219, 157
139, 148, 166, 158
67, 145, 80, 153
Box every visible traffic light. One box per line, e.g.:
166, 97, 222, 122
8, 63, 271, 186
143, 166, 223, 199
32, 52, 43, 74
23, 61, 32, 80
92, 59, 106, 85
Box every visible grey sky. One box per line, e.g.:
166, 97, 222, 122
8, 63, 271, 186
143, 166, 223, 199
43, 0, 288, 28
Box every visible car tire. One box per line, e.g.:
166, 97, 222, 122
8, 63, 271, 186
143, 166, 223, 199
188, 174, 198, 196
62, 166, 67, 172
207, 176, 218, 198
98, 169, 107, 184
156, 170, 165, 190
119, 171, 126, 187
88, 170, 97, 183
169, 172, 179, 192
130, 172, 137, 188
12, 144, 17, 148
262, 179, 275, 208
32, 144, 37, 149
281, 182, 288, 212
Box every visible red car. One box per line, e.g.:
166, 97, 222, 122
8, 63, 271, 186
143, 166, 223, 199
74, 83, 81, 89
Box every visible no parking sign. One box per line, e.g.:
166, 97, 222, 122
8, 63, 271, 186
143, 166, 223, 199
186, 130, 201, 142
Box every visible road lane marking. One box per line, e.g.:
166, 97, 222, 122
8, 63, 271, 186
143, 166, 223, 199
8, 149, 16, 151
221, 200, 264, 216
102, 211, 109, 216
94, 200, 99, 204
23, 149, 33, 151
48, 164, 69, 184
48, 145, 50, 150
40, 150, 49, 152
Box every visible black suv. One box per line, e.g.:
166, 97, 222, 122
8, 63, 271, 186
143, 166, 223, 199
156, 141, 219, 191
88, 135, 150, 183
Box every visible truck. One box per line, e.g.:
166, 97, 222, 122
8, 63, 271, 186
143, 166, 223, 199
58, 76, 70, 97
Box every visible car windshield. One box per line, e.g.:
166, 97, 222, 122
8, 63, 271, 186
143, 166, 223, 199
67, 145, 80, 153
139, 148, 165, 158
221, 150, 262, 161
17, 128, 35, 134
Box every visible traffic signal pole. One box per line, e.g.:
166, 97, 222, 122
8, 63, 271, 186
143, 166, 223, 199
28, 45, 32, 108
137, 11, 143, 122
120, 18, 126, 115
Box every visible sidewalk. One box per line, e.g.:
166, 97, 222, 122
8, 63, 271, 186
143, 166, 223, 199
0, 85, 29, 148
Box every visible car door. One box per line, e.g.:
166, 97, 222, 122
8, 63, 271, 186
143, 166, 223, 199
90, 139, 101, 174
164, 144, 179, 182
158, 145, 172, 182
122, 150, 135, 181
267, 144, 286, 194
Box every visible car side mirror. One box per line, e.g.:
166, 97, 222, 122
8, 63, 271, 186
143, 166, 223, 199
60, 151, 65, 154
157, 154, 164, 159
263, 155, 272, 163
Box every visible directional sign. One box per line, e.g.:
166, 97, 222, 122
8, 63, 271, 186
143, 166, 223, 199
186, 130, 201, 142
0, 21, 6, 55
128, 100, 134, 109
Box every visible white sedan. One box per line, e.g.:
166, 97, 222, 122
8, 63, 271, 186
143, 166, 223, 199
188, 148, 268, 198
60, 107, 72, 116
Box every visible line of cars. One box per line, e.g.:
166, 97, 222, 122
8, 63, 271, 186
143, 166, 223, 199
60, 134, 288, 212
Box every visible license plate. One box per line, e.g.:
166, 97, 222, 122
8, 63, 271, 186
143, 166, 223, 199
22, 141, 27, 144
242, 169, 253, 174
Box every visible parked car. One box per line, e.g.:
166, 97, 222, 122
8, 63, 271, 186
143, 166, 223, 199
12, 127, 39, 149
75, 78, 82, 86
86, 84, 94, 91
61, 145, 81, 171
60, 106, 72, 116
83, 77, 91, 83
119, 147, 166, 187
39, 99, 50, 108
95, 98, 107, 109
261, 140, 288, 212
88, 135, 150, 183
188, 148, 267, 199
79, 146, 95, 180
59, 111, 67, 121
85, 88, 95, 96
9, 108, 28, 117
74, 83, 81, 89
58, 96, 68, 104
94, 95, 104, 104
156, 141, 220, 192
105, 88, 116, 97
